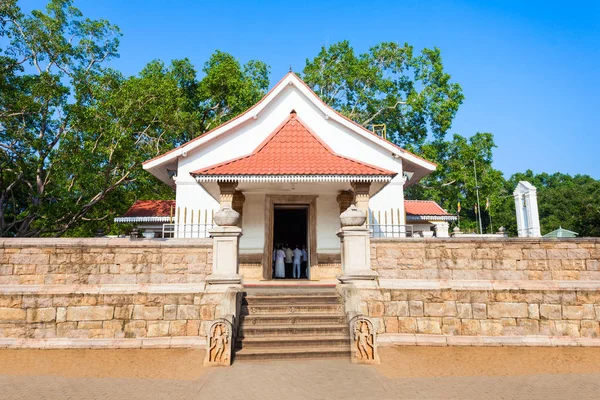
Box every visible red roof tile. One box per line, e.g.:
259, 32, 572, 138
122, 200, 175, 218
404, 200, 452, 216
191, 113, 396, 177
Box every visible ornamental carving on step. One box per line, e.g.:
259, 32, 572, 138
350, 316, 380, 364
205, 319, 233, 366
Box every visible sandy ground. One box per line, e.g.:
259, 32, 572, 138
2, 347, 600, 399
377, 346, 600, 378
0, 349, 207, 380
3, 346, 600, 381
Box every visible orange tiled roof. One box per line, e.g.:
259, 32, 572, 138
404, 200, 452, 216
122, 200, 175, 218
190, 113, 396, 177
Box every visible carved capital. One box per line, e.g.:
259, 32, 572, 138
336, 190, 354, 214
232, 190, 245, 227
217, 181, 238, 208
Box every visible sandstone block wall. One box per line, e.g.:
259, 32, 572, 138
372, 238, 600, 280
0, 238, 212, 284
0, 290, 222, 339
362, 286, 600, 338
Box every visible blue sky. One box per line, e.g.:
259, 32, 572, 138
20, 0, 600, 178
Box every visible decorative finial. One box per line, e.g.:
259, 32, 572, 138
289, 65, 292, 73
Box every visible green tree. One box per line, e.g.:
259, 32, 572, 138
0, 0, 269, 237
302, 40, 464, 149
407, 133, 507, 233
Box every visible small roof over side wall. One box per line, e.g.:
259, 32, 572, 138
114, 200, 175, 223
405, 200, 458, 221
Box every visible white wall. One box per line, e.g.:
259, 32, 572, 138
239, 193, 265, 253
316, 194, 341, 254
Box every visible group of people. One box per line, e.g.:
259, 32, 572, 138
273, 244, 308, 279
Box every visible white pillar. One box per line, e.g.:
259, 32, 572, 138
513, 181, 541, 238
206, 226, 243, 289
337, 205, 377, 284
435, 222, 450, 238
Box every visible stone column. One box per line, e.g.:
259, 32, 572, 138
232, 190, 245, 228
217, 181, 238, 208
336, 190, 354, 214
351, 182, 371, 216
337, 205, 377, 285
206, 207, 243, 290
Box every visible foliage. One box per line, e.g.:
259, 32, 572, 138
0, 0, 269, 236
302, 40, 464, 149
406, 133, 508, 233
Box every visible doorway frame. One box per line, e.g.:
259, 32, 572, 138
264, 195, 317, 280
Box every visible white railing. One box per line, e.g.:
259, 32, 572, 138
162, 223, 215, 238
368, 224, 414, 238
368, 208, 415, 238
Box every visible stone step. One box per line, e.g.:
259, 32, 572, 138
235, 335, 350, 350
244, 294, 342, 305
244, 289, 338, 296
242, 303, 344, 315
241, 313, 346, 326
234, 346, 351, 361
239, 324, 348, 337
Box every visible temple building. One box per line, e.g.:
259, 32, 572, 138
134, 72, 448, 280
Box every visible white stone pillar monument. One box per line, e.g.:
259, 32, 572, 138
337, 205, 378, 284
435, 222, 450, 238
513, 181, 541, 238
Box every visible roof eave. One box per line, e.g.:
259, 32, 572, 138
192, 174, 394, 183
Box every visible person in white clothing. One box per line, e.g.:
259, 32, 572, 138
284, 245, 293, 278
292, 245, 303, 279
301, 245, 308, 278
274, 246, 286, 278
272, 247, 277, 278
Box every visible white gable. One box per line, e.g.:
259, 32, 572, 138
143, 73, 435, 188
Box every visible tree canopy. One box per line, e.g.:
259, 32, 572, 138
1, 0, 598, 237
301, 40, 464, 150
0, 0, 268, 236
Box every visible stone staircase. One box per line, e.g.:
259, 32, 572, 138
234, 285, 351, 361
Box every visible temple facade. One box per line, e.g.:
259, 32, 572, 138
141, 72, 443, 281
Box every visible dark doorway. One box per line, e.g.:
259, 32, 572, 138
273, 206, 309, 279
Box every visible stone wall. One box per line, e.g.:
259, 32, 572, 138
0, 238, 212, 284
372, 238, 600, 281
359, 283, 600, 338
0, 288, 222, 340
0, 238, 220, 346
